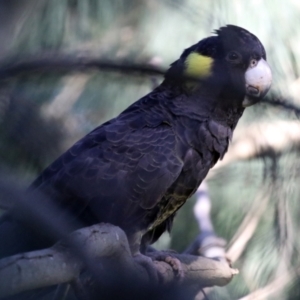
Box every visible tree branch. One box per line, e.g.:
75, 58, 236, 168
211, 120, 300, 172
0, 223, 238, 299
0, 54, 166, 79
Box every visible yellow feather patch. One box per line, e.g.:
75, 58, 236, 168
185, 53, 213, 78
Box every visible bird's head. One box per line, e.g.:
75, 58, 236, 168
166, 25, 272, 107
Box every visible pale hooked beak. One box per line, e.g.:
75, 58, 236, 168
242, 58, 272, 107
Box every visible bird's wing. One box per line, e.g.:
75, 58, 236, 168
30, 110, 184, 227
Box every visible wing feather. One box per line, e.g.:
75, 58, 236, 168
31, 111, 183, 230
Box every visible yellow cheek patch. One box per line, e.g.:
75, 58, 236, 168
185, 53, 213, 79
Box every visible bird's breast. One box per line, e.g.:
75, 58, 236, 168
148, 147, 211, 230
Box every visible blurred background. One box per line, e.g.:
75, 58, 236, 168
1, 0, 300, 299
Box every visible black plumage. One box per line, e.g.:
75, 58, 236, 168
0, 25, 271, 258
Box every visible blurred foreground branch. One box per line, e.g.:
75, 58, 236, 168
0, 223, 237, 299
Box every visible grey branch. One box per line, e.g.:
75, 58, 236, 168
210, 120, 300, 173
0, 223, 238, 298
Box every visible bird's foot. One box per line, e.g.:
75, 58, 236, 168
146, 250, 184, 281
133, 253, 160, 283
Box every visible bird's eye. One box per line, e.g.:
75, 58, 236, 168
226, 51, 241, 63
250, 59, 258, 68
